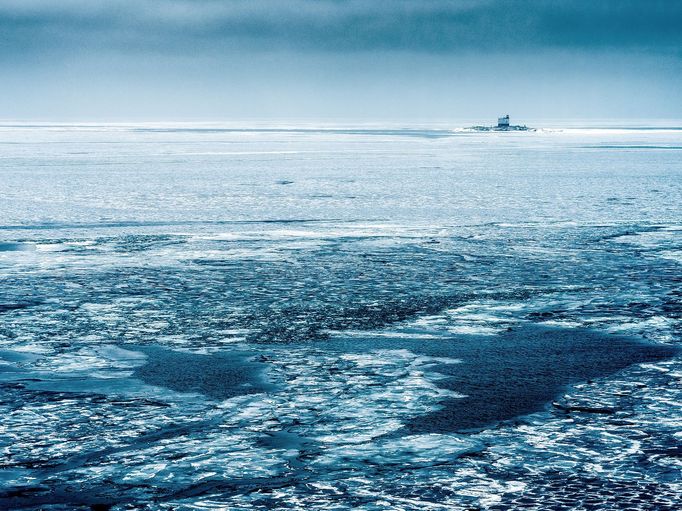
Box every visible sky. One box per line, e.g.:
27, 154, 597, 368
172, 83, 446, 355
1, 0, 681, 121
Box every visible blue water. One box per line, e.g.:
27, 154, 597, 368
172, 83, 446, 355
0, 124, 681, 509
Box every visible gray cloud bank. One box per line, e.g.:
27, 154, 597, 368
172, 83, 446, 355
2, 0, 682, 56
1, 1, 681, 120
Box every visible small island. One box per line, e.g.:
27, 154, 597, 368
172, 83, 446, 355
469, 114, 533, 131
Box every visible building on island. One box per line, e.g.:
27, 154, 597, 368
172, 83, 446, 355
467, 115, 531, 132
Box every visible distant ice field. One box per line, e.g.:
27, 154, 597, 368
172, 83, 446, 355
0, 124, 681, 510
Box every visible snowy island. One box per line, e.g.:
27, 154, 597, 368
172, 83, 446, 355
469, 114, 534, 131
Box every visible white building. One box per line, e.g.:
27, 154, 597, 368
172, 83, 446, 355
497, 115, 510, 128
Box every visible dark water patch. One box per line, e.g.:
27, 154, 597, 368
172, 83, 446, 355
130, 127, 455, 139
489, 474, 678, 511
245, 294, 472, 343
191, 258, 247, 267
0, 242, 33, 252
132, 346, 272, 400
0, 483, 141, 510
0, 350, 40, 371
0, 474, 292, 510
108, 234, 187, 253
0, 300, 43, 313
0, 218, 345, 231
326, 325, 676, 433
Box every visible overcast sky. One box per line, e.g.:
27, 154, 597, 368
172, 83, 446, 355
2, 0, 681, 121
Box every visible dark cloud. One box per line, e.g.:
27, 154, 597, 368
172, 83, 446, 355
1, 1, 680, 120
1, 0, 681, 57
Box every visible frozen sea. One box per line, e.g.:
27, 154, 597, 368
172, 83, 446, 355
0, 123, 681, 510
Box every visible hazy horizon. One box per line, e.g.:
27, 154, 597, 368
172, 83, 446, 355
2, 1, 681, 121
3, 118, 682, 128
